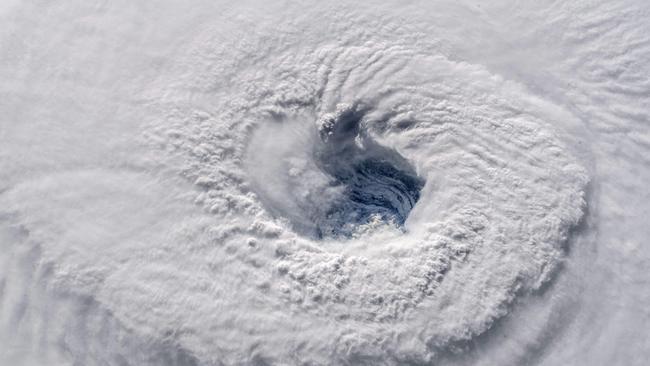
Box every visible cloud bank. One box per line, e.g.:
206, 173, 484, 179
0, 1, 648, 365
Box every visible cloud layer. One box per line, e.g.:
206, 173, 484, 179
1, 1, 648, 365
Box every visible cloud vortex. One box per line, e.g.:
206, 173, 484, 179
10, 2, 648, 366
138, 11, 588, 364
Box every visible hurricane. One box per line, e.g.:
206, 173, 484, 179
1, 1, 648, 366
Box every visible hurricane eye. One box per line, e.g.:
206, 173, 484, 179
313, 105, 424, 237
245, 104, 424, 239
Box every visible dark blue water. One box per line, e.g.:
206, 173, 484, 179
314, 106, 424, 237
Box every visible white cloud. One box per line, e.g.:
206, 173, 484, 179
0, 1, 648, 365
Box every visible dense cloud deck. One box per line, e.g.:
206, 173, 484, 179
1, 2, 649, 366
